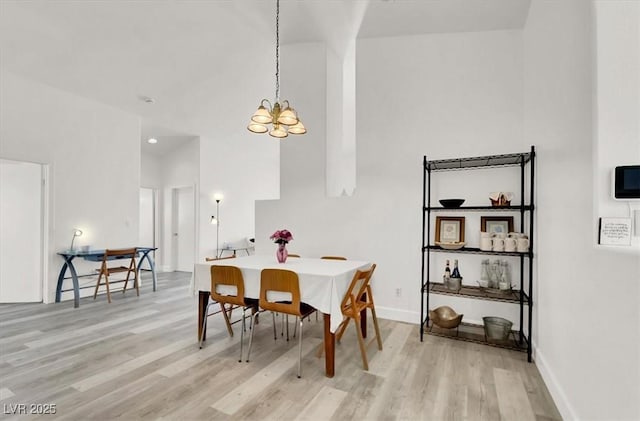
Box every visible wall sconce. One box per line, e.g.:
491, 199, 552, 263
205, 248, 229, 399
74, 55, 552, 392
69, 228, 83, 252
213, 193, 224, 257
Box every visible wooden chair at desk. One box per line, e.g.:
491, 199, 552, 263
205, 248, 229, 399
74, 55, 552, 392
93, 248, 139, 303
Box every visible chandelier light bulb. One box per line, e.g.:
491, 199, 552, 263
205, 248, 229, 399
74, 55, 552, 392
288, 120, 307, 135
269, 124, 288, 138
251, 105, 272, 124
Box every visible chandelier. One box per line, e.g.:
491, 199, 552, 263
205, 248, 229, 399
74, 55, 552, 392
247, 0, 306, 138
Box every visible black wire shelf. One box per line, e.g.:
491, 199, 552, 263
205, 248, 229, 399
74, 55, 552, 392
425, 152, 532, 171
425, 205, 534, 212
427, 282, 531, 304
423, 245, 532, 258
423, 321, 529, 353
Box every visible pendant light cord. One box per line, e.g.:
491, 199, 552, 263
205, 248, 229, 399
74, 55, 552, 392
275, 0, 280, 102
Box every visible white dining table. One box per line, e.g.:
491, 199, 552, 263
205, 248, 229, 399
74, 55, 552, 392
191, 254, 371, 377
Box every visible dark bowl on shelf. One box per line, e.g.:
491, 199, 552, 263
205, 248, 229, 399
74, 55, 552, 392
439, 199, 465, 208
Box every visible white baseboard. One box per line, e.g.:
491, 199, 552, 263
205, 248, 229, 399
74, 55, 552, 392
531, 346, 577, 421
374, 306, 420, 325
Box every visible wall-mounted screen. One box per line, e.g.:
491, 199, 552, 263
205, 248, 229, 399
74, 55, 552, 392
614, 165, 640, 200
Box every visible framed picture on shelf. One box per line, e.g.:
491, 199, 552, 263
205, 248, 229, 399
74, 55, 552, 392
435, 216, 465, 243
481, 216, 514, 235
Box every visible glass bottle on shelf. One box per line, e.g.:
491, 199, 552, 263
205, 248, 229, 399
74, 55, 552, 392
480, 259, 490, 282
444, 260, 451, 281
501, 260, 511, 284
489, 259, 501, 288
452, 259, 461, 278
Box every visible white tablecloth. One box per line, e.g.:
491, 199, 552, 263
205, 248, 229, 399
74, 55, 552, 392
191, 255, 371, 333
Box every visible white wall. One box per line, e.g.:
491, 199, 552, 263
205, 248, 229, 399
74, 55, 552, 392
141, 153, 163, 189
524, 1, 639, 419
155, 138, 199, 271
594, 0, 640, 249
141, 134, 279, 271
256, 32, 525, 324
198, 133, 279, 261
0, 70, 141, 302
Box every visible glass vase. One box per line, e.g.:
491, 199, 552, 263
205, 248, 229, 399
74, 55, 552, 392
276, 243, 288, 263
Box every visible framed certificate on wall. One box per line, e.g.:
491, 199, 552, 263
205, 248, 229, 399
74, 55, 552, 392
598, 217, 632, 246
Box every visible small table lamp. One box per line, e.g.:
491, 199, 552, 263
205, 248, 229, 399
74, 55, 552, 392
69, 229, 83, 252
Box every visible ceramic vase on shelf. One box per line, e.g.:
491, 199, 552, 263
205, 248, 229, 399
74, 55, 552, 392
276, 242, 288, 263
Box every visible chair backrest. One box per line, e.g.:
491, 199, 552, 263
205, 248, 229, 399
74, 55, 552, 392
340, 264, 377, 312
102, 248, 138, 268
205, 255, 236, 262
103, 248, 137, 260
210, 265, 246, 307
259, 269, 302, 316
321, 256, 346, 260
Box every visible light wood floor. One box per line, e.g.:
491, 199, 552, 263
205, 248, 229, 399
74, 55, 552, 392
0, 272, 561, 421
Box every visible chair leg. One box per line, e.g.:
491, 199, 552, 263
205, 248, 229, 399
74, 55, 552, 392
104, 275, 112, 303
220, 301, 234, 337
370, 306, 383, 350
286, 315, 290, 341
246, 312, 260, 362
335, 316, 350, 343
134, 271, 140, 296
133, 272, 140, 297
94, 273, 103, 299
239, 307, 247, 362
354, 315, 369, 370
199, 302, 213, 348
272, 312, 277, 340
297, 316, 303, 378
122, 272, 130, 293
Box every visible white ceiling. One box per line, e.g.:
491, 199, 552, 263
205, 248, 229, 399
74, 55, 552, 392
0, 0, 531, 155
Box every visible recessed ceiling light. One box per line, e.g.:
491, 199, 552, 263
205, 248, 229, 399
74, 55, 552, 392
138, 95, 155, 104
147, 138, 158, 144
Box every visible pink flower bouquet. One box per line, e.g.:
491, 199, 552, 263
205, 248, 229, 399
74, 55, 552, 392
270, 229, 293, 245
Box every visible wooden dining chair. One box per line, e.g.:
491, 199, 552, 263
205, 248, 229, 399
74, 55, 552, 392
246, 268, 316, 378
200, 255, 238, 339
200, 264, 258, 362
93, 248, 139, 303
335, 263, 382, 370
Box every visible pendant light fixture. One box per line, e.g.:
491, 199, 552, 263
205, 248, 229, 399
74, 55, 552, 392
247, 0, 306, 138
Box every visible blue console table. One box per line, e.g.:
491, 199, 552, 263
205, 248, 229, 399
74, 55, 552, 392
56, 247, 158, 308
